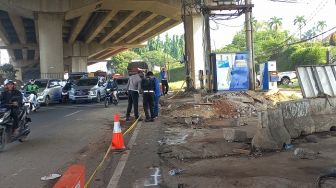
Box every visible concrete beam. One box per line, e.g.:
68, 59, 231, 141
85, 10, 118, 44
127, 17, 171, 44
68, 13, 91, 43
0, 21, 9, 44
8, 14, 26, 44
101, 0, 180, 21
11, 60, 36, 68
100, 10, 140, 44
88, 40, 144, 58
97, 48, 127, 60
0, 1, 34, 19
65, 1, 103, 20
0, 43, 38, 50
112, 13, 157, 44
136, 20, 180, 43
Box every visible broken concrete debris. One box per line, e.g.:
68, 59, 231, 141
294, 148, 318, 159
223, 128, 247, 142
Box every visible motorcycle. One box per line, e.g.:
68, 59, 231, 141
22, 92, 40, 114
0, 105, 31, 151
104, 89, 118, 108
61, 89, 69, 103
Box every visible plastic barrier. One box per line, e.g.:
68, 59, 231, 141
53, 164, 85, 188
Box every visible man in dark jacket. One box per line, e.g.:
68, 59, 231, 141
0, 80, 23, 136
142, 71, 156, 122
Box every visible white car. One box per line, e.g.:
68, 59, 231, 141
256, 71, 297, 86
35, 79, 63, 105
69, 77, 107, 103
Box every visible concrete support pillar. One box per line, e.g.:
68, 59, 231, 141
64, 42, 88, 72
38, 13, 64, 79
15, 67, 22, 81
71, 57, 87, 72
185, 14, 206, 89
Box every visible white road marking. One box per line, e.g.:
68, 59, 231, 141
144, 167, 161, 186
107, 121, 143, 188
64, 110, 83, 117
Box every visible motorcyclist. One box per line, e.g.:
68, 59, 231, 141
25, 79, 39, 110
106, 77, 118, 103
26, 79, 39, 95
0, 79, 23, 136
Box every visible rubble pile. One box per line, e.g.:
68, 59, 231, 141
162, 90, 301, 120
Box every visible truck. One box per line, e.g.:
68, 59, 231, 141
127, 60, 149, 76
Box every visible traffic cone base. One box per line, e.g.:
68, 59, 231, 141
111, 113, 126, 150
111, 132, 126, 150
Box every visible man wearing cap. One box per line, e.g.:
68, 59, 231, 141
0, 80, 23, 136
125, 71, 143, 121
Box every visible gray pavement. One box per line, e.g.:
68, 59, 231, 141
0, 102, 126, 188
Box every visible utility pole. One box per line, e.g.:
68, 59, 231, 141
245, 0, 255, 90
203, 10, 212, 91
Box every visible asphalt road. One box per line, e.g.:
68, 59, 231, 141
0, 101, 127, 188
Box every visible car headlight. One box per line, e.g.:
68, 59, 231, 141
38, 91, 44, 96
90, 90, 96, 95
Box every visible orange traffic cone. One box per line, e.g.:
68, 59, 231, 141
111, 113, 126, 150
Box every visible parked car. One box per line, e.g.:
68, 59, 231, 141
277, 71, 297, 85
256, 71, 297, 86
34, 79, 63, 105
115, 77, 129, 99
69, 77, 106, 103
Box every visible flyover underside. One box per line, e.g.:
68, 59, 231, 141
0, 0, 181, 79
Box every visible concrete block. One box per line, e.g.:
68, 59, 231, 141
267, 108, 291, 147
223, 128, 247, 142
280, 100, 314, 137
252, 128, 279, 151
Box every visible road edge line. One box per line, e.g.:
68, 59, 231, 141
106, 120, 143, 188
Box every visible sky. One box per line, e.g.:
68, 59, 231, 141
164, 0, 336, 50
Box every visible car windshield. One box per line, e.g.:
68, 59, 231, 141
116, 78, 128, 85
76, 79, 97, 86
35, 80, 48, 88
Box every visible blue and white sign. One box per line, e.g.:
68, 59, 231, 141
212, 52, 249, 91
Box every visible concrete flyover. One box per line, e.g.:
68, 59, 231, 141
0, 0, 181, 80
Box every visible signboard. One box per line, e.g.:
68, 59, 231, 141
212, 52, 249, 91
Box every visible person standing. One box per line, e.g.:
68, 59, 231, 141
149, 72, 160, 118
160, 67, 169, 95
141, 71, 156, 122
126, 71, 143, 121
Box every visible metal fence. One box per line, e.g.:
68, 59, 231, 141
297, 65, 336, 98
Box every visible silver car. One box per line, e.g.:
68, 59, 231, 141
69, 77, 106, 103
35, 79, 63, 105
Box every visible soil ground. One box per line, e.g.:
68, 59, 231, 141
157, 91, 336, 188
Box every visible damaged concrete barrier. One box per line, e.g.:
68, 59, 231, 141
252, 109, 291, 151
223, 128, 247, 142
280, 99, 314, 137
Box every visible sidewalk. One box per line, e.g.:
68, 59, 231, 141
110, 118, 164, 188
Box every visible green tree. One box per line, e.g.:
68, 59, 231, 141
289, 44, 326, 68
294, 15, 306, 39
268, 17, 283, 31
317, 21, 327, 40
0, 64, 16, 80
108, 51, 141, 74
142, 50, 176, 68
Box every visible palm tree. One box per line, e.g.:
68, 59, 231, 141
294, 15, 306, 39
316, 21, 327, 41
268, 17, 283, 31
